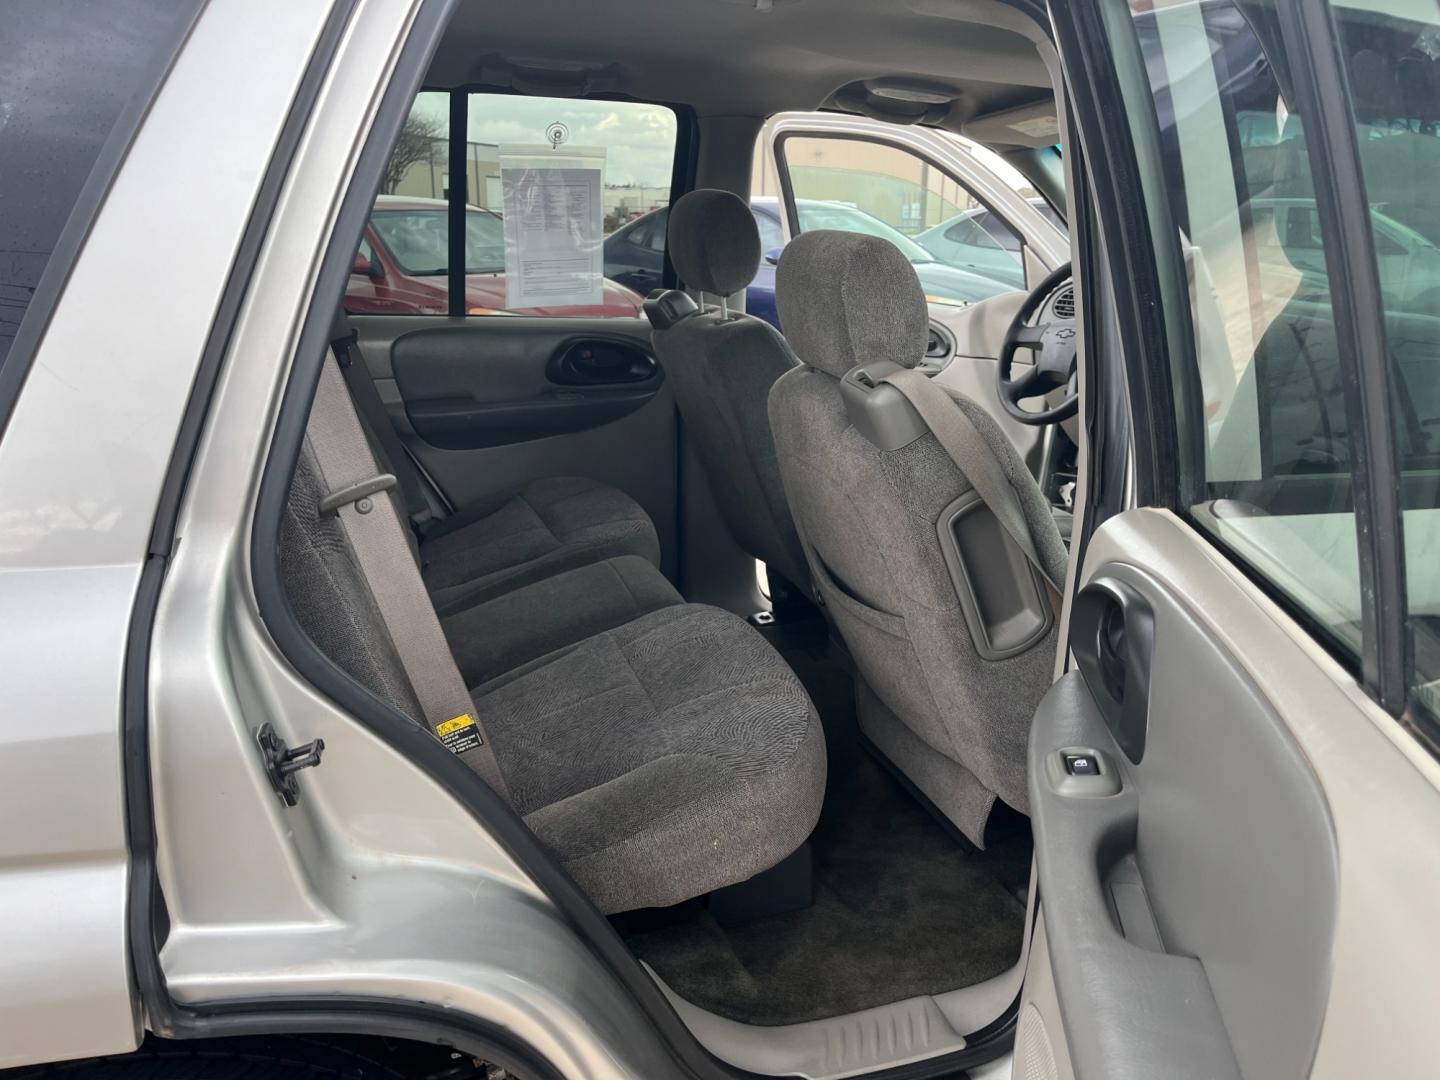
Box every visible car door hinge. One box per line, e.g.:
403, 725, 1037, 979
256, 723, 325, 806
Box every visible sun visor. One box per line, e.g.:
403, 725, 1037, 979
962, 98, 1060, 149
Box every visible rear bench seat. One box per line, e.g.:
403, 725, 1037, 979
330, 314, 680, 674
421, 476, 660, 614
280, 346, 827, 914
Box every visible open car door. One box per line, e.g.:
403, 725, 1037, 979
1023, 0, 1440, 1076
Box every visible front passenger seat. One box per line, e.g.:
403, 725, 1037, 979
645, 189, 811, 596
769, 230, 1067, 846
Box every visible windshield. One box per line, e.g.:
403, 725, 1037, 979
370, 209, 506, 275
795, 202, 936, 263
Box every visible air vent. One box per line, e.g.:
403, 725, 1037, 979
1053, 286, 1075, 320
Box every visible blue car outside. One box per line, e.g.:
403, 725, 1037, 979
604, 196, 1020, 328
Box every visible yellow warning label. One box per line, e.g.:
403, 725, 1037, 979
436, 714, 476, 737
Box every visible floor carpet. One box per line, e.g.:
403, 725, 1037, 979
614, 626, 1031, 1026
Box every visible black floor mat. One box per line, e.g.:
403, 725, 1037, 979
615, 628, 1031, 1026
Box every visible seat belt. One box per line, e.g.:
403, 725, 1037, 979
328, 325, 435, 530
307, 354, 511, 802
880, 366, 1064, 614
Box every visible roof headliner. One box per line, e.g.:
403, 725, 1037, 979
425, 0, 1053, 129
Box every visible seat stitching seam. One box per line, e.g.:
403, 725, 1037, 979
513, 490, 561, 546
430, 536, 646, 606
604, 559, 640, 611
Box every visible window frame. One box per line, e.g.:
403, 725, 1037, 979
1056, 0, 1417, 731
1274, 0, 1408, 714
412, 86, 695, 318
771, 130, 1035, 283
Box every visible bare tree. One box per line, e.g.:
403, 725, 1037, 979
382, 111, 446, 195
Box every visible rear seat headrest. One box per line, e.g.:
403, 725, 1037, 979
667, 189, 762, 297
775, 229, 929, 379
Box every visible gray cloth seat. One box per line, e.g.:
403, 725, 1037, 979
474, 603, 826, 914
645, 189, 810, 591
282, 434, 826, 915
420, 476, 661, 616
769, 230, 1064, 845
441, 554, 682, 686
329, 314, 663, 618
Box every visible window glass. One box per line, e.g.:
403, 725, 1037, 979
949, 212, 1022, 255
1119, 0, 1366, 659
619, 218, 649, 251
771, 136, 1027, 305
368, 208, 505, 275
1038, 204, 1067, 231
1331, 0, 1440, 721
0, 1, 202, 375
642, 216, 668, 253
349, 93, 677, 317
753, 210, 785, 254
1118, 0, 1440, 703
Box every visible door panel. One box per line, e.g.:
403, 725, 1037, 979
1029, 558, 1335, 1078
391, 325, 662, 450
351, 314, 678, 576
1023, 509, 1440, 1079
1035, 0, 1440, 1071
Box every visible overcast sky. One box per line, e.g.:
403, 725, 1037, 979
412, 91, 677, 188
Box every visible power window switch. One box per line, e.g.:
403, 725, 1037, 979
1048, 747, 1120, 796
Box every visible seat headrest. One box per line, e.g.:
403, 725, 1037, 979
775, 230, 929, 378
667, 189, 761, 297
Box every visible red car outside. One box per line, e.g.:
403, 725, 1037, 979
345, 195, 644, 317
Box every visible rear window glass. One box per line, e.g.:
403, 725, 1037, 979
349, 92, 678, 318
0, 1, 200, 377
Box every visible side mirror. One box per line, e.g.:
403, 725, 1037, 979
763, 247, 784, 266
352, 251, 381, 278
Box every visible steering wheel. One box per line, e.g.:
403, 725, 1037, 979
997, 262, 1077, 425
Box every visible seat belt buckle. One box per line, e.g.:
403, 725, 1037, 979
320, 473, 398, 516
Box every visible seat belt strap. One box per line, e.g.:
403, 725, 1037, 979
330, 329, 435, 530
880, 366, 1064, 613
308, 355, 511, 802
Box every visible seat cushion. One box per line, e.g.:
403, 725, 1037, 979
421, 477, 661, 615
442, 555, 683, 687
475, 605, 827, 914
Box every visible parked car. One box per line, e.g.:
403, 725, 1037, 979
1252, 196, 1440, 313
348, 195, 643, 317
916, 201, 1066, 290
605, 195, 1024, 326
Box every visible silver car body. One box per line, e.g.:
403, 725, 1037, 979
0, 0, 346, 1064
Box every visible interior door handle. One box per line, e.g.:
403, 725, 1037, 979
549, 339, 659, 386
1070, 578, 1155, 763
